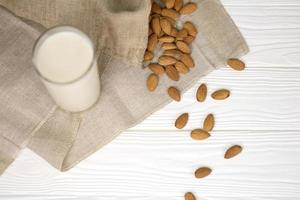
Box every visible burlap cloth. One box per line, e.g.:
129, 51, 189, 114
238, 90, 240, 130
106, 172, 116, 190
0, 0, 248, 175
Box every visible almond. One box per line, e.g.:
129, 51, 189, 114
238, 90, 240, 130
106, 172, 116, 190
183, 21, 198, 37
203, 114, 214, 131
184, 192, 196, 200
163, 0, 176, 9
163, 49, 182, 60
147, 73, 159, 92
169, 28, 178, 37
175, 113, 188, 129
168, 86, 181, 101
175, 61, 189, 74
161, 8, 179, 20
181, 54, 195, 68
144, 51, 154, 61
227, 58, 245, 71
211, 89, 230, 100
160, 18, 172, 35
176, 29, 188, 40
196, 84, 207, 102
224, 145, 243, 159
162, 43, 177, 50
174, 0, 183, 11
151, 16, 161, 36
158, 55, 177, 66
195, 167, 212, 178
191, 129, 210, 140
165, 65, 179, 81
183, 36, 195, 45
148, 27, 153, 36
180, 3, 197, 15
151, 2, 162, 14
163, 16, 176, 25
147, 33, 158, 52
159, 36, 175, 43
148, 64, 165, 75
176, 41, 190, 53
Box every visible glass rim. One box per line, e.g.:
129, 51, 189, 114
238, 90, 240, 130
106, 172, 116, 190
32, 25, 96, 85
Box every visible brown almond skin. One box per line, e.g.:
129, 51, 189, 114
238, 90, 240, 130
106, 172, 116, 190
211, 89, 230, 100
165, 65, 179, 81
148, 64, 165, 75
161, 8, 179, 20
162, 43, 177, 50
164, 0, 176, 9
183, 36, 195, 45
151, 16, 161, 36
225, 145, 243, 159
181, 54, 194, 68
183, 21, 198, 37
147, 33, 158, 52
168, 87, 181, 102
163, 49, 182, 60
160, 18, 172, 35
176, 29, 188, 40
196, 84, 207, 102
158, 55, 177, 66
175, 113, 189, 129
147, 73, 159, 92
175, 61, 189, 74
227, 58, 246, 71
159, 36, 175, 43
195, 167, 212, 178
185, 192, 196, 200
203, 114, 214, 132
174, 0, 183, 11
180, 3, 197, 15
191, 129, 210, 140
176, 41, 190, 54
144, 51, 154, 61
169, 28, 179, 37
151, 2, 162, 14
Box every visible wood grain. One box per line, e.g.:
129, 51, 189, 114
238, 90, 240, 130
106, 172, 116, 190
1, 1, 300, 199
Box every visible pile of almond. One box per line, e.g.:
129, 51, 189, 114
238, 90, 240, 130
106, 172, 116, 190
145, 1, 246, 200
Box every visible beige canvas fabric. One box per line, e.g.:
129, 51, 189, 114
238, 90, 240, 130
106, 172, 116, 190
0, 0, 249, 175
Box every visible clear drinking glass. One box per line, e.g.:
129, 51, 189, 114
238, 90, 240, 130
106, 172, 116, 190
32, 26, 100, 112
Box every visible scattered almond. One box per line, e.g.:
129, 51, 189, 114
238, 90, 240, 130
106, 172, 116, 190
168, 86, 181, 101
158, 55, 177, 66
147, 73, 159, 92
169, 28, 179, 37
175, 113, 188, 129
151, 2, 162, 14
203, 114, 214, 131
159, 36, 175, 43
165, 65, 180, 81
181, 54, 195, 68
163, 0, 176, 9
183, 21, 198, 37
225, 145, 243, 159
147, 33, 158, 52
174, 0, 183, 11
191, 129, 210, 140
163, 16, 176, 25
148, 63, 165, 75
211, 89, 230, 100
184, 192, 196, 200
163, 49, 182, 60
148, 27, 153, 36
180, 3, 197, 15
151, 16, 161, 36
183, 36, 195, 45
160, 18, 172, 35
196, 83, 207, 102
161, 8, 179, 20
195, 167, 212, 178
176, 41, 190, 53
176, 29, 188, 40
227, 58, 245, 71
162, 43, 177, 50
144, 51, 153, 61
175, 61, 189, 74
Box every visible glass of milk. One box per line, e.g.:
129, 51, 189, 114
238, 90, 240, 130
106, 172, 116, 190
32, 26, 100, 112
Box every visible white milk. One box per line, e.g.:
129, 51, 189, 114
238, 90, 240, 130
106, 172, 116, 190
33, 26, 100, 112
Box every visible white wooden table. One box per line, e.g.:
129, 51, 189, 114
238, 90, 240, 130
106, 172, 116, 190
1, 0, 300, 199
